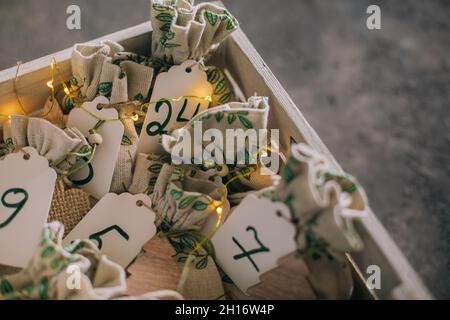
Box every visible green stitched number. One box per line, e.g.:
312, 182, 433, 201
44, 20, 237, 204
0, 188, 28, 229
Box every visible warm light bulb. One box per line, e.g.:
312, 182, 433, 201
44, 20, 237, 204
131, 113, 139, 121
64, 87, 70, 95
216, 206, 223, 214
46, 81, 53, 89
205, 95, 212, 102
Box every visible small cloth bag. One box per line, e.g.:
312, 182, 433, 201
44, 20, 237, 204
273, 143, 368, 299
110, 103, 140, 193
129, 153, 167, 195
151, 164, 230, 236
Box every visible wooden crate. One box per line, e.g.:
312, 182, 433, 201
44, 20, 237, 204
0, 8, 431, 300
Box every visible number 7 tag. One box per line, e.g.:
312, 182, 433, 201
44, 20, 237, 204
212, 195, 297, 294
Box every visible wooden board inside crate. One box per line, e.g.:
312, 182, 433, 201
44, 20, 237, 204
0, 2, 431, 299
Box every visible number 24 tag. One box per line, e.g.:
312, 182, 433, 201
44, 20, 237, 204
137, 60, 213, 155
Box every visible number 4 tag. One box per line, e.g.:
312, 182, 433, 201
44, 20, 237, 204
212, 195, 297, 294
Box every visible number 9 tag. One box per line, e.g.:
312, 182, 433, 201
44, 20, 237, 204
0, 147, 57, 268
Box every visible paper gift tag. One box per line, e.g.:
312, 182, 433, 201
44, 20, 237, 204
137, 60, 213, 154
212, 195, 296, 294
0, 147, 57, 268
63, 193, 156, 267
67, 96, 124, 199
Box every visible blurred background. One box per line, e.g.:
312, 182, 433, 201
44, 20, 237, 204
0, 0, 449, 298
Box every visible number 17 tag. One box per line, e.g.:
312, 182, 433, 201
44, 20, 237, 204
137, 60, 212, 155
0, 147, 57, 268
212, 195, 297, 294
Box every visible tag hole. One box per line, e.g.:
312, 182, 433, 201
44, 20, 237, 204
136, 200, 144, 207
276, 210, 282, 217
96, 105, 103, 110
23, 153, 30, 160
185, 67, 192, 73
217, 165, 223, 171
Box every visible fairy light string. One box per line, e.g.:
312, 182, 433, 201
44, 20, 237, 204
159, 145, 286, 287
1, 56, 288, 286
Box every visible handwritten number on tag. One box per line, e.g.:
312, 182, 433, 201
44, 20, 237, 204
146, 100, 172, 136
146, 99, 202, 137
232, 226, 270, 272
89, 225, 130, 250
71, 157, 94, 186
176, 99, 201, 122
0, 188, 29, 229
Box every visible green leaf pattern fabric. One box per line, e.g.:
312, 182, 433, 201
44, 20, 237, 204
70, 40, 153, 105
151, 164, 230, 236
161, 96, 273, 200
150, 0, 239, 65
0, 222, 126, 300
206, 66, 235, 107
273, 143, 368, 262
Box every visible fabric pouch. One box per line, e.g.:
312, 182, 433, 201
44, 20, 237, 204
129, 153, 167, 195
70, 40, 153, 105
151, 164, 230, 236
162, 96, 272, 198
110, 103, 140, 193
4, 115, 82, 165
0, 222, 126, 299
0, 223, 183, 300
273, 143, 369, 299
150, 0, 238, 65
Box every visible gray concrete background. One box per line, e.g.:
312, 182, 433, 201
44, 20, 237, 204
0, 0, 449, 298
